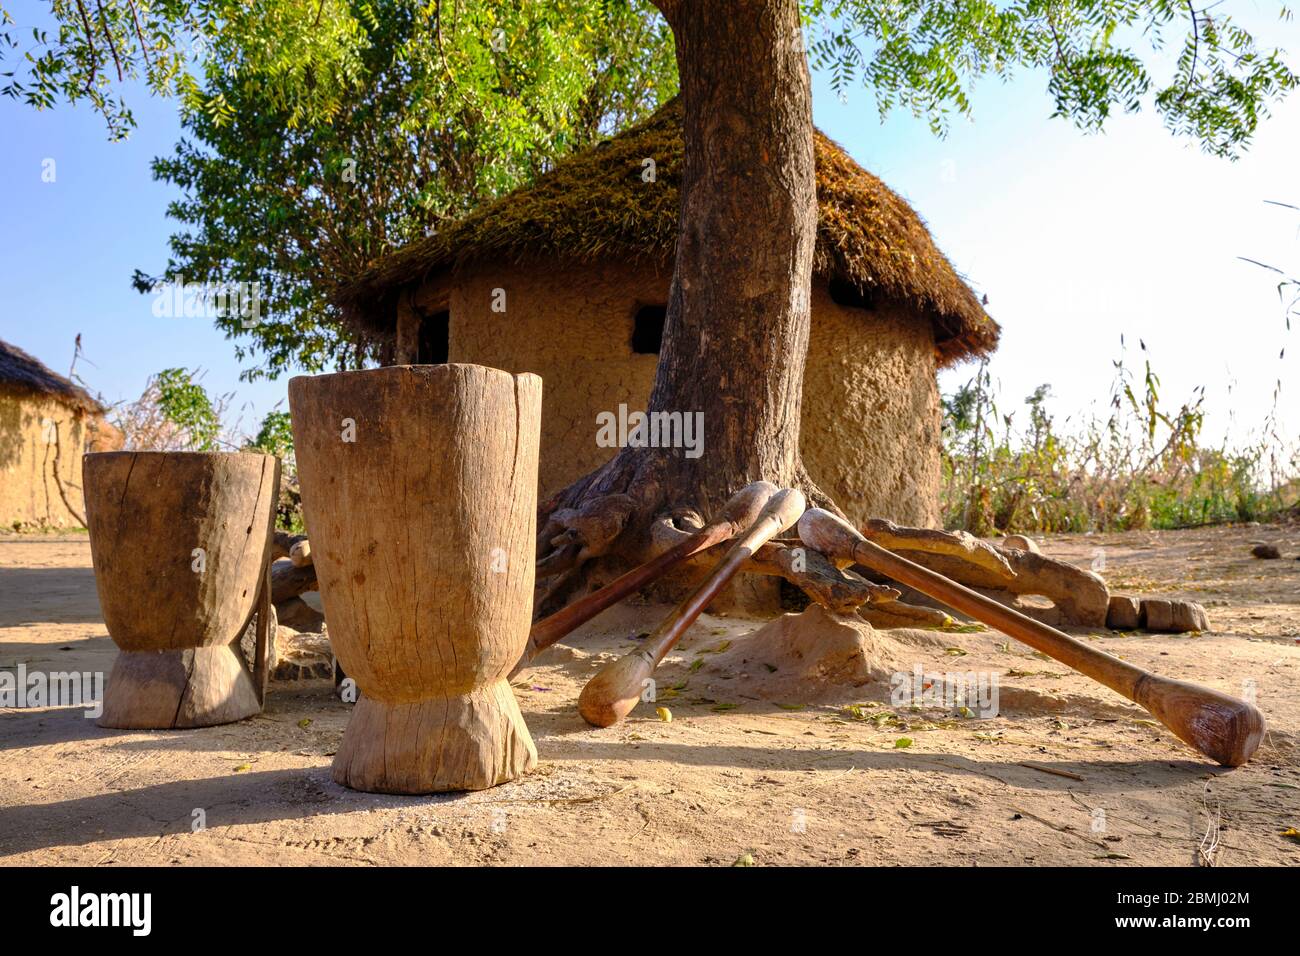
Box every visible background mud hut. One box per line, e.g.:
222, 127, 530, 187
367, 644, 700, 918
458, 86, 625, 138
0, 338, 123, 528
335, 99, 998, 528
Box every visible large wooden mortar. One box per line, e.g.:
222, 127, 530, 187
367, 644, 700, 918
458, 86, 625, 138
85, 451, 280, 728
289, 365, 541, 793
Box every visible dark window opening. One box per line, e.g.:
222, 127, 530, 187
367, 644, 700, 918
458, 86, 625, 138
632, 305, 666, 354
417, 309, 450, 364
828, 278, 876, 311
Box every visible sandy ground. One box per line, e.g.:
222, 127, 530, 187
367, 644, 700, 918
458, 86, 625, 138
1, 524, 1297, 867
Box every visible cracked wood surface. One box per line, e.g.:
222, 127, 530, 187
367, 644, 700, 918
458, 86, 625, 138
289, 365, 540, 793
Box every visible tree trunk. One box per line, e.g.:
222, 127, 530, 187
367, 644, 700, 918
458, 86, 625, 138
651, 0, 815, 500
545, 0, 819, 561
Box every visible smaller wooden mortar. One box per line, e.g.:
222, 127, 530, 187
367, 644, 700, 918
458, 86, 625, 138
84, 451, 280, 729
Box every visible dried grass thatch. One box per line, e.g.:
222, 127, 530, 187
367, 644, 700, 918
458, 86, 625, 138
0, 338, 105, 414
336, 98, 998, 365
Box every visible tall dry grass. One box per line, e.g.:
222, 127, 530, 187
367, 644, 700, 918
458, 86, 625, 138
941, 342, 1298, 535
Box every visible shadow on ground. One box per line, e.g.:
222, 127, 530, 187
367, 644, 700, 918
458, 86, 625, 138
0, 768, 356, 856
0, 567, 101, 626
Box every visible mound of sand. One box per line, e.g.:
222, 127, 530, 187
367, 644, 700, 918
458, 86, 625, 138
703, 605, 912, 701
695, 605, 1142, 720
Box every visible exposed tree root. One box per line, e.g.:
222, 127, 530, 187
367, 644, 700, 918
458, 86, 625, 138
741, 541, 899, 613
859, 518, 1015, 578
532, 446, 1114, 636
273, 449, 1108, 637
532, 447, 846, 615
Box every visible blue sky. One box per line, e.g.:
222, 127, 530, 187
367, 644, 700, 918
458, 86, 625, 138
1, 3, 1297, 449
0, 63, 289, 437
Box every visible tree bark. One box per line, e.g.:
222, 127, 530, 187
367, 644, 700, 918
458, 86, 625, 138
650, 0, 815, 500
545, 0, 819, 563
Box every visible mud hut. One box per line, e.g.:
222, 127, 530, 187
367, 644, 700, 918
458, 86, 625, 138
335, 99, 998, 527
0, 339, 123, 528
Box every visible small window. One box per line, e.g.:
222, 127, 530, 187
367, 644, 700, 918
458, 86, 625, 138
632, 305, 666, 354
828, 278, 875, 311
417, 310, 450, 364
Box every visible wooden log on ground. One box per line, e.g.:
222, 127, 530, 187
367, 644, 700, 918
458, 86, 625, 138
800, 509, 1264, 767
1002, 533, 1041, 554
859, 601, 952, 629
861, 518, 1015, 578
272, 531, 307, 561
1141, 598, 1210, 633
272, 531, 313, 567
84, 451, 279, 728
844, 516, 1107, 627
290, 364, 540, 793
887, 544, 1110, 627
274, 595, 325, 632
270, 560, 318, 604
1106, 595, 1143, 630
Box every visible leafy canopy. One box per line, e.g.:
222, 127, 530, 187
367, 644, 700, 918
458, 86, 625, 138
122, 0, 675, 378
152, 366, 221, 450
248, 409, 294, 461
805, 0, 1296, 157
6, 0, 1293, 156
3, 0, 1293, 378
2, 0, 368, 140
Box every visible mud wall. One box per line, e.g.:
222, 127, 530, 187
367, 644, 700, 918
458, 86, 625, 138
0, 390, 120, 527
443, 258, 940, 525
801, 286, 941, 528
448, 258, 668, 501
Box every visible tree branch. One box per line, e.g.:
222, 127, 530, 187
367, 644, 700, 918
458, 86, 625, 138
49, 422, 88, 527
93, 0, 124, 82
126, 0, 152, 69
74, 0, 99, 94
1181, 1, 1201, 103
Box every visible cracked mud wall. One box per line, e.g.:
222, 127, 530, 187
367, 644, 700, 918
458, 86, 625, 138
0, 390, 122, 528
448, 259, 669, 501
445, 258, 940, 526
801, 285, 941, 528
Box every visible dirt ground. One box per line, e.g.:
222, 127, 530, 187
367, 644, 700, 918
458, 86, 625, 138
1, 524, 1297, 866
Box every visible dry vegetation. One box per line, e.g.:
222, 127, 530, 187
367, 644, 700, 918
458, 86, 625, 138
942, 346, 1298, 535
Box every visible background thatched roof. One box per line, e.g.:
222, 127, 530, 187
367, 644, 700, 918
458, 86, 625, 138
336, 98, 998, 365
0, 339, 106, 414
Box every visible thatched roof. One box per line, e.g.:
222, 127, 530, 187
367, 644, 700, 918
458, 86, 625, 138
336, 98, 998, 365
0, 338, 106, 414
